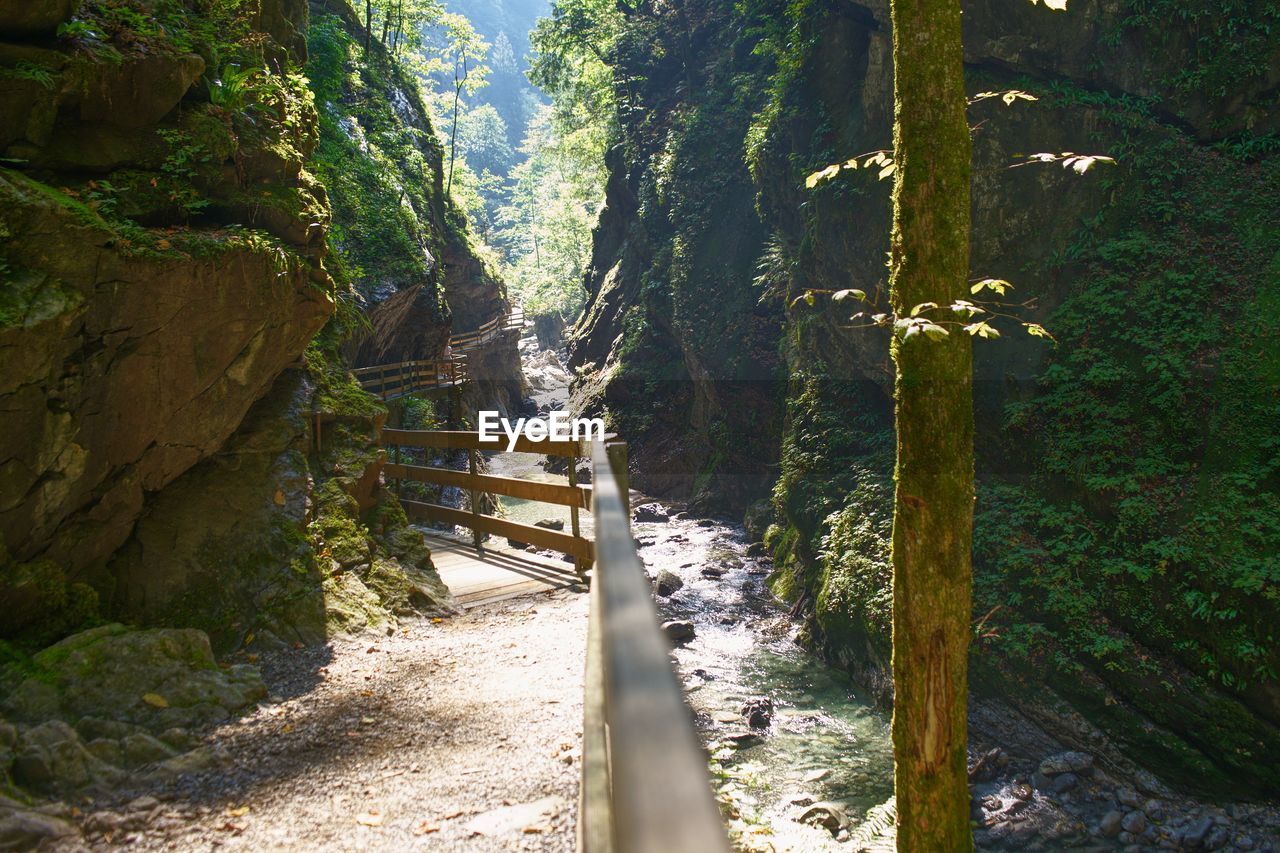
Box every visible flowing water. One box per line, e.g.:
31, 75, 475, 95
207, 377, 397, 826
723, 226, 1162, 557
492, 333, 895, 849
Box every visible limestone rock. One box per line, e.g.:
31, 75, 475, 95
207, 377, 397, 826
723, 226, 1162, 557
75, 52, 205, 128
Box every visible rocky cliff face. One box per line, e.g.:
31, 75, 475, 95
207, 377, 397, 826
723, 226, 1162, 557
574, 0, 1280, 795
0, 0, 462, 652
0, 0, 333, 630
308, 1, 523, 417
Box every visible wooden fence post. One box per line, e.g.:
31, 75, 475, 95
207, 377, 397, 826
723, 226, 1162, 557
568, 449, 583, 578
469, 447, 483, 554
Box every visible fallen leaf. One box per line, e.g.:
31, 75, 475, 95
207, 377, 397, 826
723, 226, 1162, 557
356, 810, 384, 827
226, 806, 250, 817
282, 724, 294, 733
412, 820, 440, 835
142, 693, 169, 708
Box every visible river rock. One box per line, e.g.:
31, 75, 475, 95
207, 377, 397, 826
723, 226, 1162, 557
741, 697, 773, 729
700, 567, 725, 579
1183, 817, 1214, 847
1117, 788, 1143, 808
1099, 810, 1125, 838
654, 570, 684, 596
661, 620, 695, 643
632, 503, 669, 523
1204, 827, 1230, 850
1038, 751, 1093, 776
1121, 810, 1147, 835
534, 518, 564, 531
797, 802, 848, 833
722, 730, 761, 747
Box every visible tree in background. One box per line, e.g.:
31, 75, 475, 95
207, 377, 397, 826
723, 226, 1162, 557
885, 0, 974, 846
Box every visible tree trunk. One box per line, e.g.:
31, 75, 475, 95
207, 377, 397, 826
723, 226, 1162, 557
886, 0, 974, 848
364, 0, 372, 52
446, 54, 467, 196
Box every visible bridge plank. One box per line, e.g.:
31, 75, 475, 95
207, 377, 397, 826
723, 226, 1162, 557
401, 499, 593, 561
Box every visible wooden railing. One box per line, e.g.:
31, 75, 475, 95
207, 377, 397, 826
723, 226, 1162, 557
352, 356, 468, 399
449, 301, 525, 353
353, 302, 523, 400
377, 427, 729, 851
380, 428, 593, 569
579, 440, 729, 853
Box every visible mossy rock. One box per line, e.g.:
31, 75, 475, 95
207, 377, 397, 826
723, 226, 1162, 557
1, 624, 266, 733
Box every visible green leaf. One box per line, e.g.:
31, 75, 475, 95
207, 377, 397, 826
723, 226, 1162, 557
878, 162, 896, 180
1025, 323, 1055, 342
922, 322, 949, 341
909, 301, 937, 316
964, 321, 1001, 339
971, 278, 1012, 295
833, 289, 867, 302
805, 164, 841, 188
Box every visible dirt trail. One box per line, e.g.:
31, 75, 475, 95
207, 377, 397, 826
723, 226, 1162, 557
77, 590, 588, 852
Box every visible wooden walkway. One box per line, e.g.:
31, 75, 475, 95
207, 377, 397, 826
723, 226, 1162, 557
426, 532, 584, 608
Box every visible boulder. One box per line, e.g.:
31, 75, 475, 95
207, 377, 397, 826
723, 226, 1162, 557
632, 503, 669, 523
535, 518, 565, 531
2, 624, 267, 733
654, 570, 684, 597
661, 620, 695, 644
75, 52, 206, 128
797, 802, 848, 833
741, 697, 773, 729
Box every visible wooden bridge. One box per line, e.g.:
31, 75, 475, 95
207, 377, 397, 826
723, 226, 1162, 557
353, 302, 525, 400
378, 427, 729, 852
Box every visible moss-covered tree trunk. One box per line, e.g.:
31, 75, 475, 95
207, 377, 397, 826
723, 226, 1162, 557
886, 0, 974, 848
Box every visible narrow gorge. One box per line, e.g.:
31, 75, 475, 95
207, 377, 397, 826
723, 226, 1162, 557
0, 0, 1278, 849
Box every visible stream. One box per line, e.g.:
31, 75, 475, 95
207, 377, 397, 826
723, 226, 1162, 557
493, 332, 896, 850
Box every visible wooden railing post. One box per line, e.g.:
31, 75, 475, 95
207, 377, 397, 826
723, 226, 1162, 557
468, 447, 483, 554
568, 448, 583, 578
393, 443, 401, 497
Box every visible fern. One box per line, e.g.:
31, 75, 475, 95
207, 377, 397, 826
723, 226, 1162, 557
848, 797, 896, 852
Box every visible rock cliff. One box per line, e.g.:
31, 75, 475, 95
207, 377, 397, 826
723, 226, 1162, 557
571, 0, 1280, 795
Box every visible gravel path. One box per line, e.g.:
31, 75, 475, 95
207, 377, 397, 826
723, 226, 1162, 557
78, 589, 588, 851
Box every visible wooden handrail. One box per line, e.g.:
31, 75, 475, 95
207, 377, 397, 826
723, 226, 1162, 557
352, 356, 469, 399
382, 428, 590, 458
384, 462, 591, 509
579, 440, 729, 852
